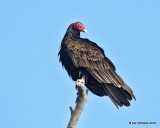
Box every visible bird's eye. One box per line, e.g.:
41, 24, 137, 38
77, 23, 80, 27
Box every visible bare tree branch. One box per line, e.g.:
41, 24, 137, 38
67, 77, 88, 128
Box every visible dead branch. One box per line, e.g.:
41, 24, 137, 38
67, 78, 88, 128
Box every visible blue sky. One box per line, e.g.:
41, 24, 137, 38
0, 0, 160, 128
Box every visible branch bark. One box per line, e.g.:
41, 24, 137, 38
67, 78, 88, 128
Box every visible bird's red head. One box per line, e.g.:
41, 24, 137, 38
73, 22, 87, 33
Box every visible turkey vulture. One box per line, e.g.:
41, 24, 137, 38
58, 22, 135, 108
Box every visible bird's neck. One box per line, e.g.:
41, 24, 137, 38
65, 26, 80, 39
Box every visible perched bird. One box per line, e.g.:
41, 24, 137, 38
58, 22, 135, 108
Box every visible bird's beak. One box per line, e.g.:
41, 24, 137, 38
83, 29, 87, 33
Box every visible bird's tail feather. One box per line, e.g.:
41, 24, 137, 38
103, 84, 134, 108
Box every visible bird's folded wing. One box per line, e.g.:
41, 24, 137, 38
67, 39, 125, 87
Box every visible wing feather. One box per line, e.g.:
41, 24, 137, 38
66, 38, 134, 98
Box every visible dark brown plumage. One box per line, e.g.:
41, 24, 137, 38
58, 22, 135, 108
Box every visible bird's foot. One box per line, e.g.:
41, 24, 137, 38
75, 77, 86, 103
75, 77, 85, 89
